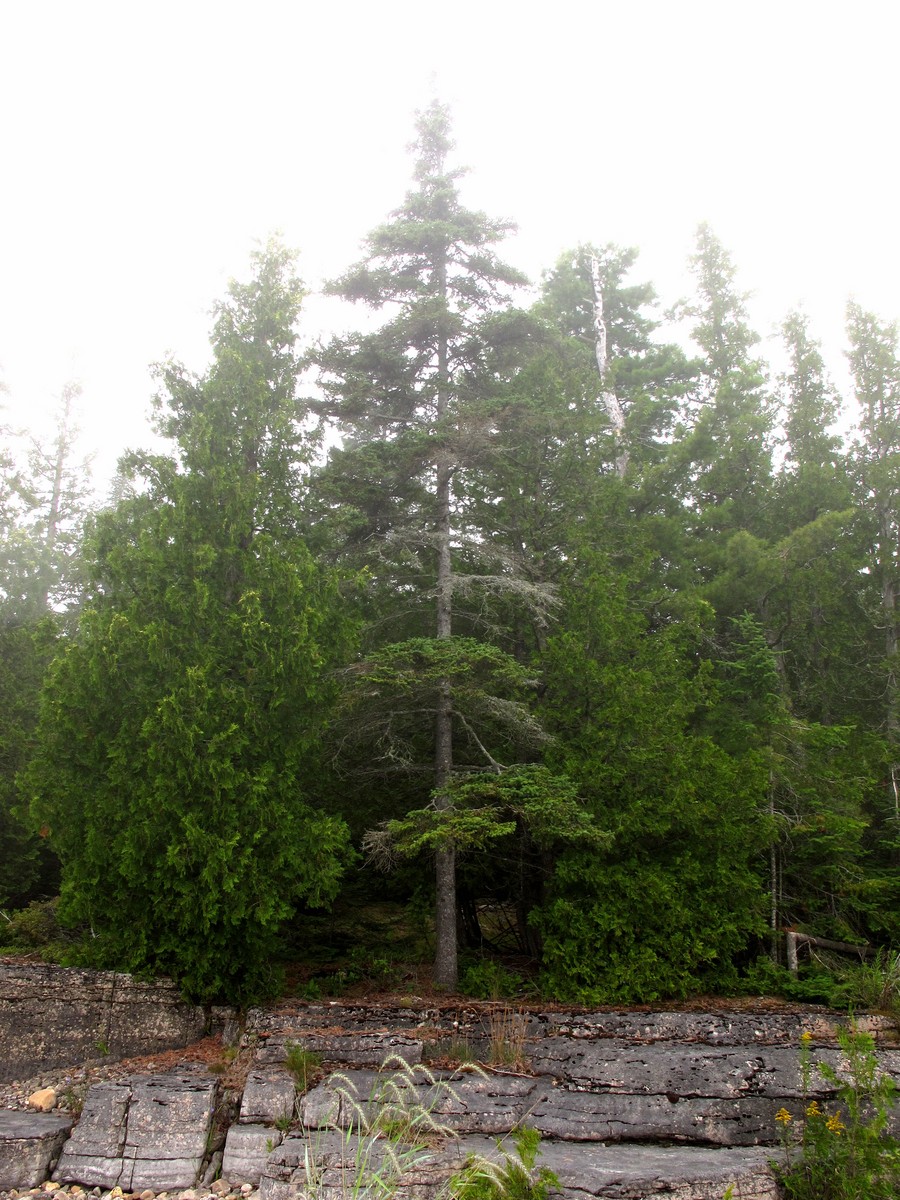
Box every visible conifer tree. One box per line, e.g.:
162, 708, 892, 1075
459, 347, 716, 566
25, 243, 352, 1000
317, 103, 537, 988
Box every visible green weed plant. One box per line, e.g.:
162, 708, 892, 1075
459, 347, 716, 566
299, 1054, 472, 1200
451, 1126, 559, 1200
285, 1041, 323, 1093
775, 1023, 900, 1199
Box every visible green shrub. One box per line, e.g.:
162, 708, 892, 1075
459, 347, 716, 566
2, 898, 62, 948
831, 952, 900, 1019
460, 959, 525, 1001
737, 956, 836, 1005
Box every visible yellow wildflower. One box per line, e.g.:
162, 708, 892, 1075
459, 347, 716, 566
775, 1108, 793, 1124
826, 1112, 845, 1135
800, 1031, 813, 1044
806, 1100, 821, 1117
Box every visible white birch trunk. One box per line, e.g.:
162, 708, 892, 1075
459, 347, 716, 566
591, 256, 628, 480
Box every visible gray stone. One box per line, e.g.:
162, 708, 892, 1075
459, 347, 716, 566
299, 1078, 344, 1129
54, 1071, 217, 1190
531, 1009, 872, 1048
259, 1129, 471, 1200
223, 1124, 283, 1186
531, 1040, 762, 1096
0, 963, 234, 1084
255, 1032, 423, 1069
532, 1087, 778, 1146
537, 1141, 779, 1200
0, 1110, 74, 1189
260, 1131, 779, 1200
429, 1071, 551, 1135
60, 1080, 132, 1160
240, 1071, 296, 1125
298, 1066, 551, 1136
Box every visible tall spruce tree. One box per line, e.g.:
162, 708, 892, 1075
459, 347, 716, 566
25, 243, 353, 1000
317, 103, 538, 988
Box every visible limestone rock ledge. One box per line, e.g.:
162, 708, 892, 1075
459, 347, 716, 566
258, 1132, 780, 1200
53, 1072, 217, 1190
0, 1111, 74, 1189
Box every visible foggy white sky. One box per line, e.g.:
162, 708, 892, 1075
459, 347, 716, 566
2, 0, 898, 490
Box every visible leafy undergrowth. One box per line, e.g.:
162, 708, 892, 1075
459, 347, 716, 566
3, 892, 897, 1017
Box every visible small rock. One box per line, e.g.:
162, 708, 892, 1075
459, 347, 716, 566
240, 1189, 253, 1198
28, 1086, 57, 1111
139, 1192, 155, 1200
43, 1184, 60, 1192
210, 1182, 231, 1198
180, 1191, 197, 1200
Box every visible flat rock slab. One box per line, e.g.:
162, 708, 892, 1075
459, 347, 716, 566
250, 1004, 900, 1052
296, 1066, 790, 1147
299, 1066, 552, 1136
0, 1111, 74, 1189
0, 964, 220, 1084
260, 1132, 778, 1200
240, 1070, 297, 1124
223, 1123, 283, 1186
540, 1142, 779, 1199
255, 1032, 423, 1068
54, 1071, 217, 1190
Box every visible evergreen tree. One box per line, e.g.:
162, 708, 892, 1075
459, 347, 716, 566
0, 386, 92, 911
677, 224, 773, 553
846, 303, 900, 940
535, 545, 769, 1001
848, 303, 900, 774
24, 243, 353, 1000
316, 103, 539, 988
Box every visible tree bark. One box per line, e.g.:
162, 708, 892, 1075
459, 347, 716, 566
590, 257, 628, 480
432, 249, 458, 990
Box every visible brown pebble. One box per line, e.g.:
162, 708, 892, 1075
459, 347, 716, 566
29, 1087, 57, 1112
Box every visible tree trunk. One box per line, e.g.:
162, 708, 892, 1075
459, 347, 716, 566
433, 252, 458, 991
590, 257, 628, 480
881, 505, 900, 820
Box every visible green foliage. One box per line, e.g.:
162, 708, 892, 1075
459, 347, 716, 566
452, 1126, 560, 1200
0, 897, 63, 950
300, 1055, 473, 1200
535, 555, 769, 1002
775, 1025, 900, 1199
0, 615, 61, 910
830, 952, 900, 1019
736, 957, 840, 1007
285, 1042, 322, 1093
23, 243, 354, 1003
460, 959, 526, 1001
7, 118, 900, 1004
